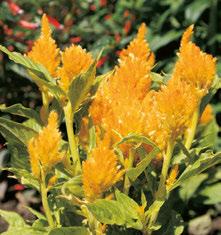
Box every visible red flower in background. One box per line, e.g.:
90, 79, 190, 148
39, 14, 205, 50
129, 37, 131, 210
47, 16, 63, 30
114, 33, 121, 43
124, 20, 132, 34
13, 184, 25, 191
70, 36, 82, 44
97, 55, 108, 68
104, 14, 112, 21
100, 0, 107, 7
90, 4, 96, 11
19, 20, 39, 30
7, 0, 23, 15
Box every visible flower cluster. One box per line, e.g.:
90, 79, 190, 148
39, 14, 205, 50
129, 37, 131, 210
28, 111, 63, 179
27, 14, 93, 93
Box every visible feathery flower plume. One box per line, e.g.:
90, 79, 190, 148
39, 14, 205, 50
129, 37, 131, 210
90, 23, 153, 127
200, 104, 213, 124
82, 139, 124, 201
57, 44, 93, 92
173, 25, 216, 96
120, 23, 155, 67
28, 14, 60, 77
143, 80, 198, 150
28, 111, 63, 178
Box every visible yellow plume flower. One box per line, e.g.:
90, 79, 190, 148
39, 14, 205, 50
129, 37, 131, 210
173, 25, 216, 96
82, 141, 124, 201
57, 44, 93, 92
200, 104, 213, 124
143, 80, 198, 150
120, 23, 155, 67
28, 111, 63, 179
27, 14, 60, 77
166, 164, 179, 190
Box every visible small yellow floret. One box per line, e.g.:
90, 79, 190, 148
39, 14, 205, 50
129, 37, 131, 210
27, 14, 60, 77
200, 104, 213, 124
57, 44, 93, 92
28, 111, 63, 179
82, 143, 124, 201
166, 164, 179, 190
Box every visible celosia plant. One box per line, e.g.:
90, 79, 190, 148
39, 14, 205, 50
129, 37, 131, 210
0, 14, 221, 235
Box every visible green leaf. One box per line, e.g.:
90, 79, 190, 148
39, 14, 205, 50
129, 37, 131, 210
68, 59, 97, 112
149, 31, 182, 51
117, 134, 160, 182
49, 227, 89, 235
156, 210, 184, 235
2, 167, 39, 190
185, 0, 210, 23
88, 193, 143, 230
87, 199, 126, 226
0, 45, 51, 81
200, 76, 221, 114
170, 151, 221, 190
0, 103, 42, 124
115, 189, 143, 229
0, 209, 48, 235
199, 183, 221, 204
179, 173, 208, 201
61, 175, 84, 197
0, 45, 65, 100
197, 119, 219, 149
0, 117, 37, 146
25, 206, 46, 220
0, 209, 26, 227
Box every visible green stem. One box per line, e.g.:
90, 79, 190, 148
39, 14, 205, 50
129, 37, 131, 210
41, 91, 50, 124
123, 150, 134, 195
147, 141, 174, 235
184, 107, 200, 150
40, 172, 55, 228
64, 101, 81, 174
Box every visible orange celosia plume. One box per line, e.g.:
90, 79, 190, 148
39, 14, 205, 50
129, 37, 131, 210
173, 25, 216, 96
28, 111, 63, 178
82, 140, 124, 201
89, 23, 154, 153
120, 23, 154, 67
27, 14, 60, 77
57, 44, 93, 92
142, 80, 198, 150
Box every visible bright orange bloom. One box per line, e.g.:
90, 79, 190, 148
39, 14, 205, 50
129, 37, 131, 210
142, 80, 198, 150
28, 111, 63, 179
82, 140, 124, 201
27, 14, 60, 77
89, 24, 153, 154
120, 23, 154, 67
57, 44, 93, 92
173, 25, 216, 96
200, 104, 213, 124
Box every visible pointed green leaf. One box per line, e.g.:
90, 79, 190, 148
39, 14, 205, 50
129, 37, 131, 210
0, 45, 65, 100
170, 151, 221, 190
0, 104, 42, 124
87, 199, 126, 225
0, 117, 37, 146
0, 209, 48, 235
68, 60, 97, 112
